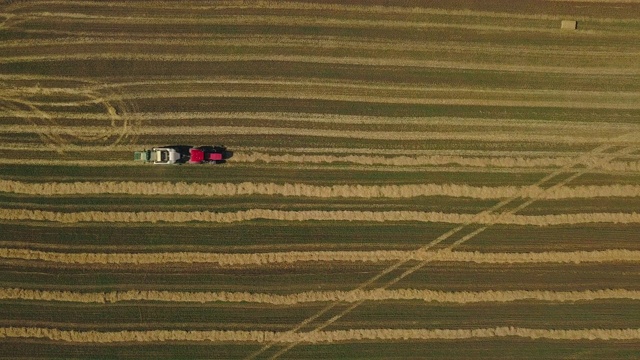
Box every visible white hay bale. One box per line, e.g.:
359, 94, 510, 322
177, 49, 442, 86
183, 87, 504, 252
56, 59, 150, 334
561, 20, 577, 30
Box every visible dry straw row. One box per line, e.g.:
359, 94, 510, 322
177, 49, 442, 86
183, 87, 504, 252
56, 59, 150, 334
11, 0, 632, 24
1, 327, 639, 343
2, 208, 640, 225
233, 153, 640, 172
4, 1, 573, 20
6, 109, 638, 131
5, 53, 640, 77
2, 248, 638, 265
2, 124, 632, 143
2, 154, 639, 172
3, 180, 640, 199
3, 288, 639, 305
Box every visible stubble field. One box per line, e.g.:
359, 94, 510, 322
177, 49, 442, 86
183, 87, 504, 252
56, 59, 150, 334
1, 0, 640, 358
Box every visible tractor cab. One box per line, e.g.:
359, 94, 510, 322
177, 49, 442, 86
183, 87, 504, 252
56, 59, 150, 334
189, 147, 224, 163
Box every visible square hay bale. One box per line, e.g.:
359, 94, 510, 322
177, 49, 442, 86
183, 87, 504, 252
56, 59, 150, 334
561, 20, 577, 30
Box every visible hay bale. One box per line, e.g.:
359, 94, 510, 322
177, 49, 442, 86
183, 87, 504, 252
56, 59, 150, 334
561, 20, 577, 30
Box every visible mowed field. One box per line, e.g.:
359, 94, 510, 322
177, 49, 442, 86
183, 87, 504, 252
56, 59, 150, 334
1, 0, 640, 358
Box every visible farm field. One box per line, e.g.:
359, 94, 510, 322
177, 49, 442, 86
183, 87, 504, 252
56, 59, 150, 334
1, 0, 640, 358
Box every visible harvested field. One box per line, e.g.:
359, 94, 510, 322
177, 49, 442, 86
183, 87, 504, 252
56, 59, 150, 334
1, 0, 640, 358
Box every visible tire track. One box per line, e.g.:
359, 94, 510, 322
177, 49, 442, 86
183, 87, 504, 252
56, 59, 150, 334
0, 82, 139, 148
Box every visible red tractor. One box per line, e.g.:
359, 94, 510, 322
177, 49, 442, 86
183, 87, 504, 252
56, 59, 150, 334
187, 146, 224, 164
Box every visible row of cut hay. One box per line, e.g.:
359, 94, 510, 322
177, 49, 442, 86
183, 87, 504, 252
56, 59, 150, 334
235, 153, 576, 168
3, 180, 640, 199
0, 159, 142, 167
0, 158, 616, 174
2, 326, 639, 343
15, 10, 639, 40
2, 248, 639, 266
6, 141, 635, 158
8, 13, 570, 36
3, 53, 640, 76
42, 79, 640, 108
4, 140, 640, 170
0, 147, 633, 172
233, 153, 640, 172
0, 124, 633, 144
6, 40, 638, 72
5, 36, 639, 59
10, 81, 640, 109
13, 0, 632, 23
2, 208, 640, 225
3, 287, 640, 305
6, 2, 566, 21
2, 147, 639, 172
5, 109, 640, 132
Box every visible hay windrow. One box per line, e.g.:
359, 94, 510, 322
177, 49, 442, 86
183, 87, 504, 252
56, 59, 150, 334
2, 287, 639, 305
1, 208, 639, 225
7, 36, 639, 61
2, 158, 628, 174
2, 180, 640, 199
11, 0, 637, 23
233, 152, 640, 172
1, 157, 638, 172
0, 124, 634, 143
234, 153, 576, 168
5, 0, 640, 356
5, 81, 640, 110
4, 53, 640, 76
1, 326, 639, 343
2, 248, 638, 266
1, 12, 601, 43
4, 109, 639, 132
